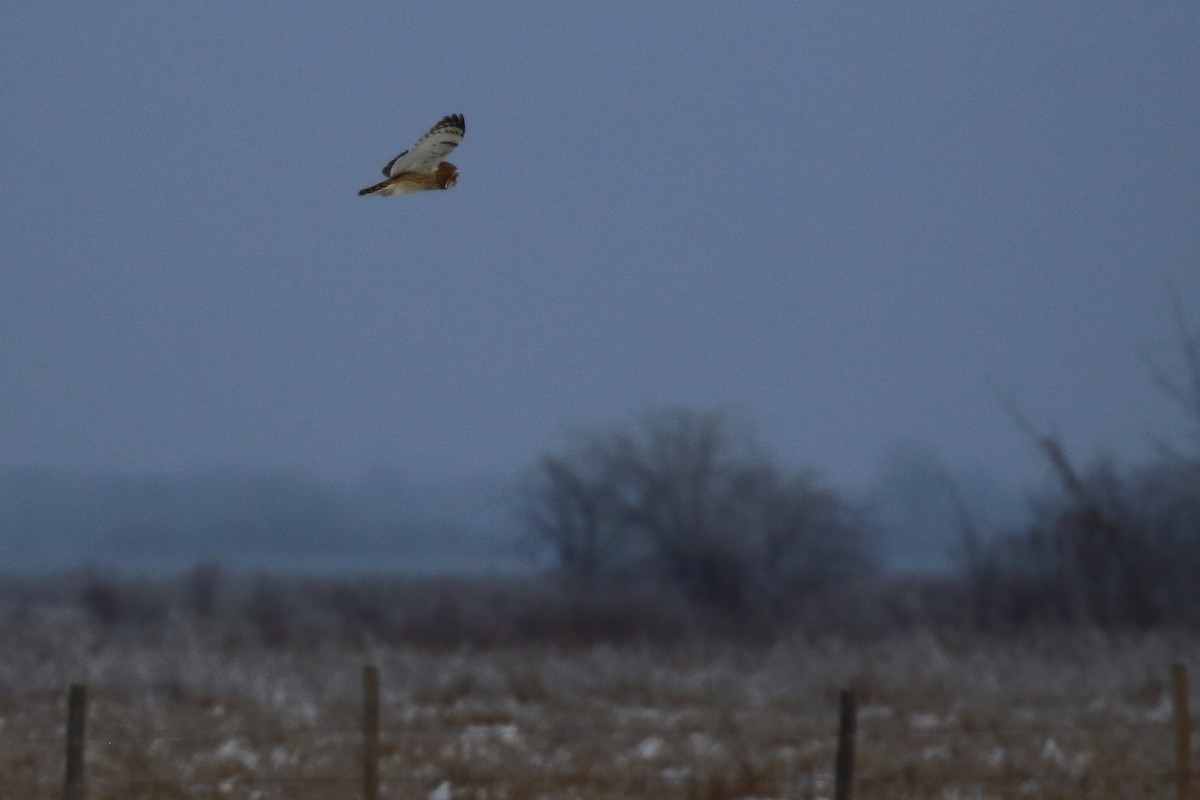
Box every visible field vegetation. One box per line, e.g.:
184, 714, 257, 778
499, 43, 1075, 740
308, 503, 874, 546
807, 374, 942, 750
0, 569, 1196, 800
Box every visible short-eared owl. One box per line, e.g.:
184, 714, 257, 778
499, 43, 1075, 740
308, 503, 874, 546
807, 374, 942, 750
358, 114, 465, 197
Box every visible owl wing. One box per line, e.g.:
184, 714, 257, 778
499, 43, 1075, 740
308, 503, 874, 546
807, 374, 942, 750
382, 114, 466, 177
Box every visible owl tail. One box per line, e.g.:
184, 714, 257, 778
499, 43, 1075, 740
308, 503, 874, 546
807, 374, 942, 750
358, 180, 390, 196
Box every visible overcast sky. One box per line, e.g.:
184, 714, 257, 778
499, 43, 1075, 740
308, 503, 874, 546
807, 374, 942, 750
4, 3, 1199, 494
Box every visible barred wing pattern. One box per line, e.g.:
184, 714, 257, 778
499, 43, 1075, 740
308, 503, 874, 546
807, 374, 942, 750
382, 114, 465, 177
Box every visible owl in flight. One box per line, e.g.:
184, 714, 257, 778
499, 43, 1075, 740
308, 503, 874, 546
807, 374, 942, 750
358, 114, 466, 197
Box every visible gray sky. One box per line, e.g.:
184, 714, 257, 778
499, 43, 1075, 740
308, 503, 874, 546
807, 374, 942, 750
4, 3, 1199, 493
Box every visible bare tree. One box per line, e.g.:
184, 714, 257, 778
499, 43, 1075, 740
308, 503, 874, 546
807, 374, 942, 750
1146, 285, 1200, 463
519, 445, 625, 595
982, 392, 1161, 628
521, 408, 873, 619
753, 466, 872, 596
974, 295, 1200, 631
599, 409, 765, 610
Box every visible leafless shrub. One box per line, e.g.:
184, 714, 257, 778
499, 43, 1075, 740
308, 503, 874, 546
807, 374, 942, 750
962, 294, 1200, 632
520, 408, 875, 629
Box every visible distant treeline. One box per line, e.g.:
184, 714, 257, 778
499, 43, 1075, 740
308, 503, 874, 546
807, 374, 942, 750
2, 411, 1199, 639
516, 406, 1200, 635
1, 404, 1197, 645
3, 294, 1199, 637
506, 295, 1200, 635
0, 468, 519, 573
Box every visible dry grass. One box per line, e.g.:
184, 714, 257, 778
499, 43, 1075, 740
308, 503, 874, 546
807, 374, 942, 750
0, 622, 1195, 799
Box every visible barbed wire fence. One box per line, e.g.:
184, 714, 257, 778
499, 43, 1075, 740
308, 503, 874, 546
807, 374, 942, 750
1, 662, 1193, 800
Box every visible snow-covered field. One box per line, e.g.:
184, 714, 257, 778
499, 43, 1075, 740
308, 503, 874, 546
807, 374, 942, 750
0, 623, 1193, 799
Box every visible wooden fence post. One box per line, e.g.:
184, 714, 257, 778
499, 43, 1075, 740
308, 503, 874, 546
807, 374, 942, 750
363, 665, 381, 800
834, 689, 856, 800
63, 683, 87, 800
1174, 663, 1191, 800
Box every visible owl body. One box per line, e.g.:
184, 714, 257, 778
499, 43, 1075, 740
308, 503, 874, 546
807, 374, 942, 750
359, 162, 459, 196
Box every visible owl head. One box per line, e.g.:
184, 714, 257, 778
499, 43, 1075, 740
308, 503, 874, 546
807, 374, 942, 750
436, 162, 459, 190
